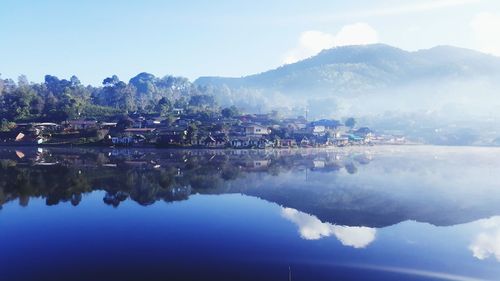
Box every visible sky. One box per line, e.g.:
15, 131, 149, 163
1, 0, 500, 85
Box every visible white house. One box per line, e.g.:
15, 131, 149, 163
244, 124, 270, 136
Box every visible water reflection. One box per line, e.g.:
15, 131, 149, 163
2, 146, 500, 229
281, 207, 376, 248
470, 216, 500, 262
0, 147, 371, 210
2, 146, 500, 261
3, 146, 500, 280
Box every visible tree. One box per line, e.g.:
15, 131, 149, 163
70, 75, 81, 87
18, 75, 29, 87
221, 106, 240, 118
0, 72, 217, 122
0, 119, 15, 132
102, 75, 120, 87
155, 97, 171, 116
1, 84, 36, 120
186, 123, 198, 144
174, 97, 188, 109
189, 94, 216, 108
0, 74, 4, 95
97, 76, 137, 112
129, 72, 158, 95
345, 117, 356, 129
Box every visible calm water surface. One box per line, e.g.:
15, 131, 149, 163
1, 146, 500, 281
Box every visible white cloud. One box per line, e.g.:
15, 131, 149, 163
471, 12, 500, 56
283, 23, 379, 64
281, 207, 376, 248
469, 216, 500, 261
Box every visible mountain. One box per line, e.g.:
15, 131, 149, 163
195, 44, 500, 95
195, 44, 500, 144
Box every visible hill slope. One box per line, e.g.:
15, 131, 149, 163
196, 44, 500, 144
195, 44, 500, 95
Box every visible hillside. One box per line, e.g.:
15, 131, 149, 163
195, 44, 500, 95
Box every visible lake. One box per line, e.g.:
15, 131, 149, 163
1, 146, 500, 281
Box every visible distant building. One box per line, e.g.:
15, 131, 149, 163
244, 124, 270, 136
124, 128, 156, 135
276, 138, 297, 148
65, 120, 98, 130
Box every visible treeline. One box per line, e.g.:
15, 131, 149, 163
0, 72, 219, 124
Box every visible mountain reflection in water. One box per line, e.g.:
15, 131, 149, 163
1, 146, 500, 281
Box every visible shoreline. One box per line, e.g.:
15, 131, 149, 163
3, 143, 500, 154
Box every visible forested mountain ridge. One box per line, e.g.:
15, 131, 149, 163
195, 44, 500, 93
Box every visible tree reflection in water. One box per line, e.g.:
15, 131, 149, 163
3, 146, 500, 232
0, 147, 367, 209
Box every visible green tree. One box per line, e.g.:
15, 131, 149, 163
155, 97, 172, 116
221, 106, 240, 118
0, 119, 15, 131
189, 94, 216, 108
345, 117, 357, 129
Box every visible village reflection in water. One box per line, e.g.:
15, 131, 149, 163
0, 147, 373, 209
2, 146, 500, 268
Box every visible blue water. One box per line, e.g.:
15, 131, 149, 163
0, 146, 499, 281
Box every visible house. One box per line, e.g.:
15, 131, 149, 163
230, 138, 250, 148
309, 119, 343, 137
309, 125, 326, 136
33, 123, 60, 132
311, 119, 341, 130
109, 134, 146, 146
131, 116, 145, 128
173, 108, 184, 115
110, 136, 134, 145
100, 122, 117, 129
298, 136, 311, 147
312, 135, 330, 146
66, 120, 98, 130
173, 118, 191, 127
230, 137, 269, 148
159, 134, 185, 146
229, 124, 246, 136
123, 128, 156, 135
354, 127, 374, 142
252, 114, 273, 124
348, 134, 365, 144
244, 159, 270, 170
332, 136, 349, 146
203, 135, 227, 148
145, 118, 162, 128
12, 132, 45, 144
277, 138, 297, 148
244, 124, 270, 136
282, 118, 307, 131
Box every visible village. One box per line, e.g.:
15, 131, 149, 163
0, 110, 406, 148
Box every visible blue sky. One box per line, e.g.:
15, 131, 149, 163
1, 0, 499, 85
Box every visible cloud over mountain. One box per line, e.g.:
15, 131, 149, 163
283, 23, 379, 64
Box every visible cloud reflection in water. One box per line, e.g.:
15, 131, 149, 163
281, 207, 376, 248
469, 216, 500, 262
